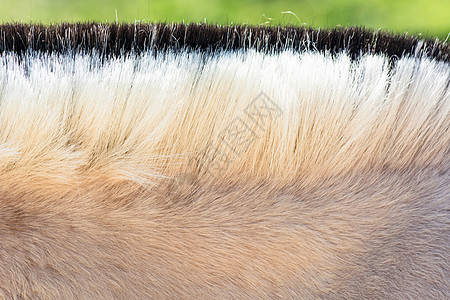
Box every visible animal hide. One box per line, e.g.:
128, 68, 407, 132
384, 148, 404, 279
0, 24, 449, 299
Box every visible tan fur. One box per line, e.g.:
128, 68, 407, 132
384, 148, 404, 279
0, 50, 449, 299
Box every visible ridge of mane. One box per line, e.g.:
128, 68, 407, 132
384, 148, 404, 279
0, 21, 449, 299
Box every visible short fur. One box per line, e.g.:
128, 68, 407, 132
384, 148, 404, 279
0, 24, 449, 299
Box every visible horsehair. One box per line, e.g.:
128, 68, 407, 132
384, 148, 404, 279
0, 23, 448, 299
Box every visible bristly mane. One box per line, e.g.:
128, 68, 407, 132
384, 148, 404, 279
0, 23, 448, 299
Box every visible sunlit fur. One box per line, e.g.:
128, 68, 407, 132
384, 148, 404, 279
0, 49, 449, 299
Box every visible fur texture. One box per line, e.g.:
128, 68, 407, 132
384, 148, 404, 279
0, 25, 449, 299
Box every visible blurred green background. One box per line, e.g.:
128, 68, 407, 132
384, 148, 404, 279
0, 0, 449, 39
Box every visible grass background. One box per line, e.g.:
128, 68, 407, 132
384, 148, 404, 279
0, 0, 449, 40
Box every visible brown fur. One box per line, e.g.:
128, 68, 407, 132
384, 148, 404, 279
0, 167, 448, 299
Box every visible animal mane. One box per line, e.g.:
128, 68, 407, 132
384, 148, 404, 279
0, 24, 448, 299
